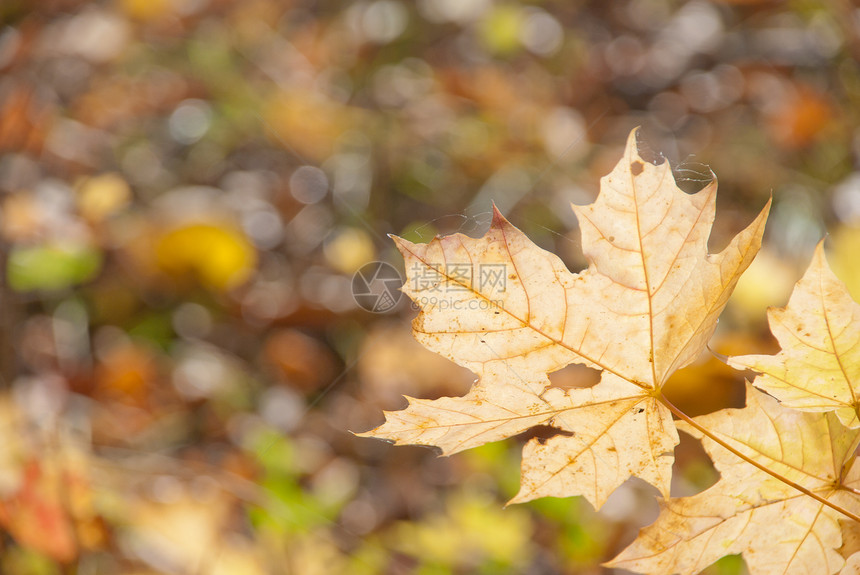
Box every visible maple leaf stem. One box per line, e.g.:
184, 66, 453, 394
657, 393, 860, 524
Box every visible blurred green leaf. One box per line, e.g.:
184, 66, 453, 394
480, 5, 524, 55
7, 244, 101, 292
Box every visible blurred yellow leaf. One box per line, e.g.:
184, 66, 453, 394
729, 246, 797, 322
480, 6, 524, 55
76, 172, 131, 222
390, 491, 534, 568
830, 225, 860, 302
129, 489, 264, 575
323, 227, 375, 274
210, 548, 266, 575
156, 223, 257, 291
119, 0, 175, 21
282, 531, 349, 575
264, 92, 356, 161
1, 194, 42, 243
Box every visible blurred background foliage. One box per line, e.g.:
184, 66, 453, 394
0, 0, 859, 573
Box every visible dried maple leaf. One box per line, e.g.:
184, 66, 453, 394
360, 129, 769, 510
729, 241, 860, 427
607, 385, 860, 575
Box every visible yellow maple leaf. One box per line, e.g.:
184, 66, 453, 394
729, 241, 860, 427
360, 128, 770, 509
155, 223, 257, 292
607, 385, 860, 575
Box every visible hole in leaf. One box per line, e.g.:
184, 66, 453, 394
673, 161, 714, 194
548, 363, 601, 390
671, 429, 719, 497
662, 353, 745, 417
706, 554, 748, 575
634, 129, 666, 165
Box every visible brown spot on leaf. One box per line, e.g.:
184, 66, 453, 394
630, 161, 644, 176
521, 425, 574, 445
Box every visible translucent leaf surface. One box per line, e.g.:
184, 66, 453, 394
730, 242, 860, 427
608, 386, 860, 575
360, 129, 770, 509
